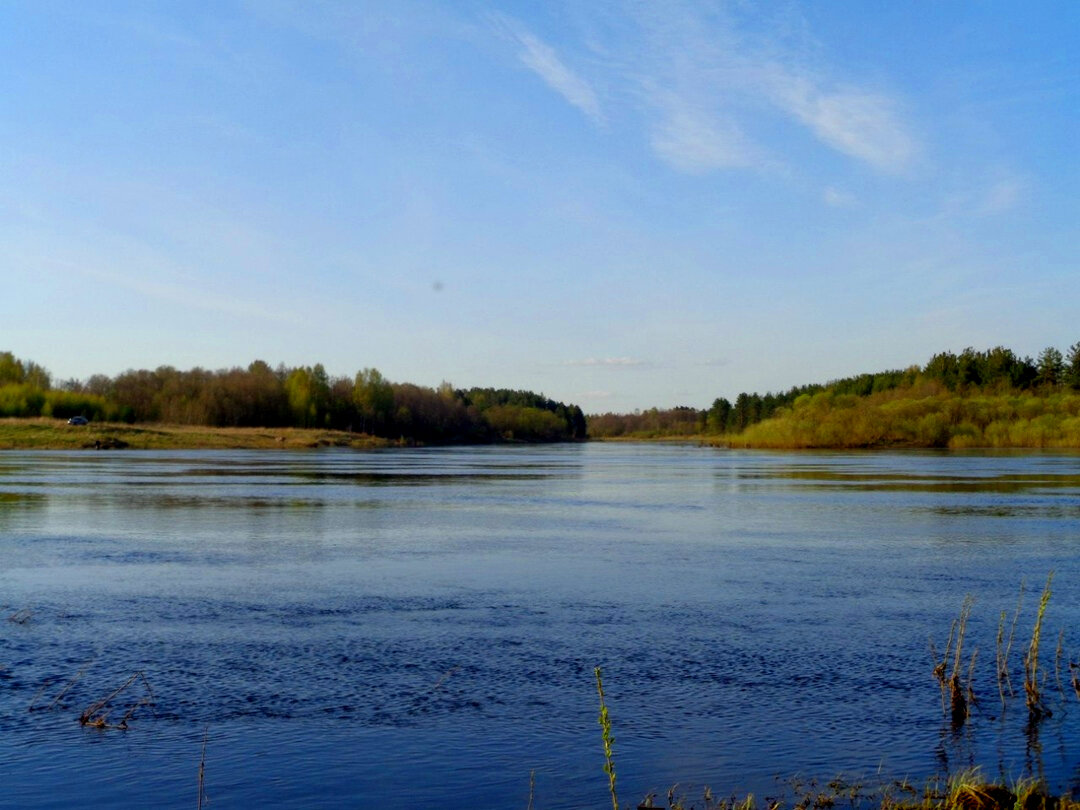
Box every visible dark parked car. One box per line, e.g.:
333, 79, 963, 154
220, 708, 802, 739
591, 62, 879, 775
67, 416, 89, 425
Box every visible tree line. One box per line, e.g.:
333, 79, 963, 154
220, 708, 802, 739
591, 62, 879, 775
0, 352, 587, 444
588, 343, 1080, 439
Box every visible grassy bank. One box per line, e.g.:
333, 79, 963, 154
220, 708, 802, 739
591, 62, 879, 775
0, 418, 394, 450
653, 770, 1079, 810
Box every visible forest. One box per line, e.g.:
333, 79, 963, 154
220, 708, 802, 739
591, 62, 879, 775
0, 353, 587, 444
589, 343, 1080, 448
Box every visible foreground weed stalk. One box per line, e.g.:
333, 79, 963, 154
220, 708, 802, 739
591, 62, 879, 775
995, 582, 1024, 708
1024, 572, 1054, 719
594, 666, 619, 810
1053, 629, 1065, 697
197, 726, 208, 810
934, 595, 974, 725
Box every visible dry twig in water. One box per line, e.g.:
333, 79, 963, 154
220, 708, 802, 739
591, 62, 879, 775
79, 671, 155, 730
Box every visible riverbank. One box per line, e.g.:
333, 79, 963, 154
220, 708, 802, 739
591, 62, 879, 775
0, 418, 395, 450
592, 389, 1080, 450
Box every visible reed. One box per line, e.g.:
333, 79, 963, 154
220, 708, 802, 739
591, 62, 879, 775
45, 662, 91, 712
79, 671, 155, 730
197, 726, 209, 810
945, 768, 1015, 810
993, 611, 1006, 708
993, 583, 1024, 707
665, 786, 755, 810
1053, 629, 1065, 698
964, 648, 978, 715
1023, 572, 1054, 719
594, 666, 619, 810
932, 595, 974, 724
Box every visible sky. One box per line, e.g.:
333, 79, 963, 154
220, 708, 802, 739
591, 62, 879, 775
1, 1, 1077, 412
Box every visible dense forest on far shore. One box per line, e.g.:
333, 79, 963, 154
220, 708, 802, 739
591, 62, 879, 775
590, 343, 1080, 449
0, 352, 586, 444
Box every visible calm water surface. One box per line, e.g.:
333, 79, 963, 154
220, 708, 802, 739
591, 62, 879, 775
1, 444, 1078, 808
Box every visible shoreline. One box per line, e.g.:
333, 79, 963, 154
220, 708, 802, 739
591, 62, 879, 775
0, 418, 395, 450
5, 418, 1080, 452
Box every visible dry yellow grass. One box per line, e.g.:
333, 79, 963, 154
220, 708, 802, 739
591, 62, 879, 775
0, 417, 393, 450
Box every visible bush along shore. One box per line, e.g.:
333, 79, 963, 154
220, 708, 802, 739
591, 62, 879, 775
589, 343, 1080, 448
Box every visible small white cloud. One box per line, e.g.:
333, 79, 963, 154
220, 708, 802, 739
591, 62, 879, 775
768, 73, 915, 172
822, 186, 856, 207
650, 103, 761, 173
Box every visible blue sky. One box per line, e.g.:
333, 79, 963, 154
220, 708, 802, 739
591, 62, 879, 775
2, 1, 1077, 412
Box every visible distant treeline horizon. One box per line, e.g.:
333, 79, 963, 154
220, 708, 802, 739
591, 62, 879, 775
0, 353, 586, 444
589, 343, 1080, 441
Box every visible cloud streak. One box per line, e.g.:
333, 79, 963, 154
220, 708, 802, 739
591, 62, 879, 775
516, 32, 604, 124
648, 96, 762, 172
565, 357, 650, 368
493, 14, 604, 125
495, 4, 917, 175
765, 72, 915, 172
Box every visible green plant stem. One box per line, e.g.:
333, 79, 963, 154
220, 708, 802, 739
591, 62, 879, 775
595, 666, 619, 810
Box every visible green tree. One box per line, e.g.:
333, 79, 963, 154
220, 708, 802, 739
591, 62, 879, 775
957, 347, 984, 388
1066, 342, 1080, 390
284, 366, 327, 427
706, 397, 732, 434
353, 367, 393, 434
0, 352, 25, 385
569, 405, 587, 439
1036, 346, 1064, 388
924, 351, 960, 389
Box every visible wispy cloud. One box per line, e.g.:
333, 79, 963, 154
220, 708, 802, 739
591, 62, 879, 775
494, 3, 918, 176
77, 262, 304, 325
43, 257, 300, 326
931, 172, 1027, 222
493, 15, 604, 125
764, 72, 915, 172
978, 178, 1023, 215
565, 357, 650, 367
518, 32, 604, 124
649, 96, 762, 172
822, 186, 857, 208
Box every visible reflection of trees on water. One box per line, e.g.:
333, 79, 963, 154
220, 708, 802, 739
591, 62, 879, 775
0, 492, 47, 530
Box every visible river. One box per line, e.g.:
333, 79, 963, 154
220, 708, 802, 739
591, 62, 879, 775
1, 444, 1078, 808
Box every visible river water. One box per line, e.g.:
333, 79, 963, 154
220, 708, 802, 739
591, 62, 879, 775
1, 444, 1078, 808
